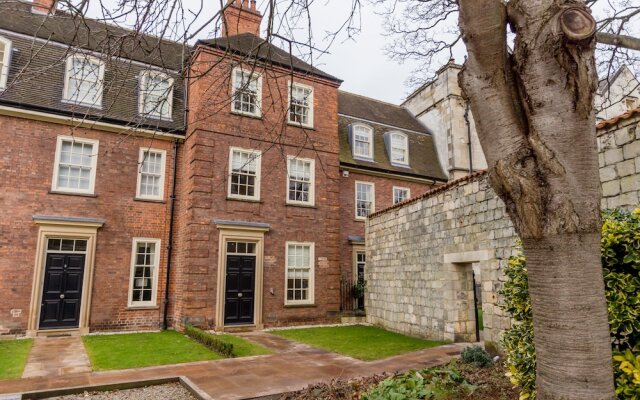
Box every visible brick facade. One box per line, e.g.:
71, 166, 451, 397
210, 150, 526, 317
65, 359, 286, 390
0, 0, 446, 335
0, 114, 178, 334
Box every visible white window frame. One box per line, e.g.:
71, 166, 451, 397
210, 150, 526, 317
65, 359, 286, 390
127, 238, 161, 308
389, 131, 409, 166
228, 146, 262, 201
62, 54, 106, 108
51, 135, 99, 195
231, 67, 262, 117
136, 148, 167, 201
355, 181, 375, 220
0, 36, 12, 91
286, 155, 315, 206
284, 241, 315, 306
393, 186, 411, 205
138, 70, 174, 120
287, 81, 314, 128
352, 124, 374, 161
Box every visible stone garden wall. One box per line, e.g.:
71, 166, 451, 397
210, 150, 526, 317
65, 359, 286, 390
365, 111, 640, 350
366, 173, 514, 348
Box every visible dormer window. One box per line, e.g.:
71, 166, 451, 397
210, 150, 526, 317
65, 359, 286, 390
352, 124, 373, 160
0, 36, 12, 90
139, 71, 174, 120
387, 132, 409, 166
232, 67, 262, 117
63, 54, 105, 108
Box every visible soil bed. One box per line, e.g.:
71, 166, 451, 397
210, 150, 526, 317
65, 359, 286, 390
275, 361, 518, 399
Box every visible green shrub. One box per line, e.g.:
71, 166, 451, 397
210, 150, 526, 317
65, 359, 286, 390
460, 345, 493, 368
501, 208, 640, 400
361, 364, 475, 400
184, 325, 234, 358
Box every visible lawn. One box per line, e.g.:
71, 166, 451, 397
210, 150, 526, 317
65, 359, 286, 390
271, 325, 447, 361
83, 330, 223, 370
217, 334, 272, 357
0, 339, 33, 380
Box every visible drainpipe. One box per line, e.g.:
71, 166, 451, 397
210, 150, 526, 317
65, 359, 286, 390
163, 139, 179, 330
464, 101, 473, 175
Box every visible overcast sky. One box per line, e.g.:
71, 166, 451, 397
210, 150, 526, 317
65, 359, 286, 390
176, 0, 459, 104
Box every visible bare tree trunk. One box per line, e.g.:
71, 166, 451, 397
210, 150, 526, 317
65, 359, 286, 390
457, 0, 615, 398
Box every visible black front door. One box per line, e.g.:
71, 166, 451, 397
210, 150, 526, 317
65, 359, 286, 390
224, 255, 256, 325
40, 253, 85, 329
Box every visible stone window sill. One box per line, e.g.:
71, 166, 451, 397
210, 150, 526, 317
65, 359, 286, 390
284, 303, 317, 308
285, 203, 317, 209
134, 197, 166, 204
126, 306, 159, 311
49, 190, 97, 198
231, 111, 262, 120
227, 197, 263, 204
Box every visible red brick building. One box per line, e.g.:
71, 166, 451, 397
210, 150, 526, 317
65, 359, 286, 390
0, 0, 446, 336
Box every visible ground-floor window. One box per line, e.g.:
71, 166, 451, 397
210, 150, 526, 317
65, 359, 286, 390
285, 242, 314, 305
128, 238, 160, 307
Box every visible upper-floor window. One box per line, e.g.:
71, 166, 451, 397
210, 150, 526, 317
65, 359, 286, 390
285, 242, 315, 305
228, 147, 261, 200
389, 132, 409, 166
287, 156, 315, 206
393, 187, 410, 204
288, 82, 313, 127
51, 135, 99, 195
232, 67, 262, 117
352, 124, 373, 160
63, 55, 105, 108
136, 149, 166, 201
128, 238, 160, 307
355, 181, 374, 219
0, 36, 12, 91
139, 71, 174, 120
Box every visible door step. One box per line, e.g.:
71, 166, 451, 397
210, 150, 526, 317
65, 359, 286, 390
36, 329, 81, 337
222, 325, 258, 333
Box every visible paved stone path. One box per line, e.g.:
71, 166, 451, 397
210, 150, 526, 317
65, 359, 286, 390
1, 332, 470, 400
22, 336, 92, 378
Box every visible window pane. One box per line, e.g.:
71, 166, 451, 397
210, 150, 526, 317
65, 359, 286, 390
131, 241, 157, 304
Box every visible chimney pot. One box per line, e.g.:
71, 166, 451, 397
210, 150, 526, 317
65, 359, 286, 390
32, 0, 57, 14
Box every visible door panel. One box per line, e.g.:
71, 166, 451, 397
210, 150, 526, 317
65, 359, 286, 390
39, 253, 86, 329
224, 255, 256, 325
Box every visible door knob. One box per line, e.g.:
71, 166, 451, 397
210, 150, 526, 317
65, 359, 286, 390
237, 293, 243, 298
60, 294, 65, 299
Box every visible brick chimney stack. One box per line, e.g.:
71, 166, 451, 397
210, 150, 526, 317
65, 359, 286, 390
32, 0, 57, 14
221, 0, 263, 37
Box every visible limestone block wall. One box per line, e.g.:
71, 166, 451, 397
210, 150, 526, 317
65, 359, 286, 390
365, 114, 640, 350
598, 113, 640, 210
366, 173, 516, 346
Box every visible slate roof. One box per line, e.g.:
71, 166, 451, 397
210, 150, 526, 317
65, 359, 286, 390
338, 91, 447, 182
339, 91, 429, 133
0, 1, 188, 71
197, 33, 341, 83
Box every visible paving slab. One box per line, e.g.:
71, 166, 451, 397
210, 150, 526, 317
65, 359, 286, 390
22, 337, 92, 378
0, 335, 470, 400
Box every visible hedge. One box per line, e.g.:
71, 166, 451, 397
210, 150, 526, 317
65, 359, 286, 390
501, 208, 640, 400
184, 325, 234, 358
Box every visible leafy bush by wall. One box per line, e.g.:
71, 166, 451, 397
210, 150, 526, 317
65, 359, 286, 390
501, 208, 640, 400
184, 325, 234, 358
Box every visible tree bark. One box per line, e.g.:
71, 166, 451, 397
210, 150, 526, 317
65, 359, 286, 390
458, 0, 615, 398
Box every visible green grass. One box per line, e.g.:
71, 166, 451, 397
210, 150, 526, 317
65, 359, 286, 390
0, 339, 33, 380
271, 325, 447, 361
83, 330, 222, 371
218, 334, 273, 357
